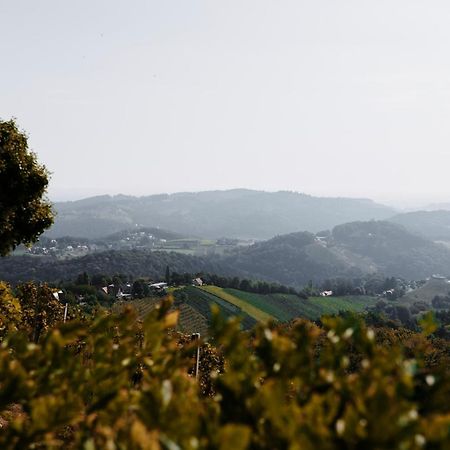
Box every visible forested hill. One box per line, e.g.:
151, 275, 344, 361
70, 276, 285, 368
46, 189, 395, 239
220, 221, 450, 285
4, 220, 450, 286
0, 250, 219, 284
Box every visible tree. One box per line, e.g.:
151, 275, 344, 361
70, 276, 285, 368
165, 265, 171, 284
76, 271, 90, 285
16, 282, 64, 343
132, 280, 145, 299
0, 119, 54, 256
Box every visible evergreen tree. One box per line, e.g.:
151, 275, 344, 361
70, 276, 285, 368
165, 265, 171, 284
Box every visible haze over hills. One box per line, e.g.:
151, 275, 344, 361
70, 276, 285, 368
45, 189, 395, 240
421, 203, 450, 212
389, 210, 450, 242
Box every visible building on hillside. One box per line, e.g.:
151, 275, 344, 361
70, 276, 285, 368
107, 284, 116, 296
319, 290, 333, 297
52, 290, 65, 302
192, 278, 204, 287
116, 289, 132, 300
432, 274, 447, 280
149, 282, 168, 292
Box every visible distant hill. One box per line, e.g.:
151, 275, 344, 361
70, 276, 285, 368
389, 210, 450, 242
330, 221, 450, 279
221, 221, 450, 285
421, 202, 450, 211
4, 220, 450, 286
220, 231, 359, 286
46, 189, 395, 239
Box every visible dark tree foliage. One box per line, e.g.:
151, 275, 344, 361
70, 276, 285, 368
0, 119, 54, 256
169, 272, 307, 298
165, 265, 171, 284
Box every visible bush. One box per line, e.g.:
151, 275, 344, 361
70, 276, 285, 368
0, 298, 449, 448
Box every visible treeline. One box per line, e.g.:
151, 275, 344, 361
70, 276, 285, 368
319, 275, 414, 297
169, 271, 308, 298
432, 294, 450, 309
0, 249, 218, 283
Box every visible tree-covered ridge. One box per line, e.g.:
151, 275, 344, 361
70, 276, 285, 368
46, 189, 395, 239
0, 250, 217, 284
221, 221, 450, 285
4, 220, 450, 285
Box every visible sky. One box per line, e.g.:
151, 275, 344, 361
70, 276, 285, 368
1, 1, 450, 207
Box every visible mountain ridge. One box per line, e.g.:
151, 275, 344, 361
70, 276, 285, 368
46, 189, 396, 240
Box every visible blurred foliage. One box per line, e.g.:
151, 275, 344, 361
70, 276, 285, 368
0, 281, 22, 339
15, 282, 65, 343
0, 292, 448, 449
0, 119, 54, 256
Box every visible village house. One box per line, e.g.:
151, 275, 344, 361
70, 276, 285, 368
192, 278, 204, 287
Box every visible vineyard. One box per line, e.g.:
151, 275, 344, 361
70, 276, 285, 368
174, 286, 258, 331
114, 297, 162, 319
115, 287, 378, 335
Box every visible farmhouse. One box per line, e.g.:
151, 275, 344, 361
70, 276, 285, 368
149, 282, 168, 292
319, 290, 333, 297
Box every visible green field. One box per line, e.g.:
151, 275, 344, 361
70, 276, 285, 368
200, 286, 378, 321
305, 295, 378, 318
200, 286, 273, 322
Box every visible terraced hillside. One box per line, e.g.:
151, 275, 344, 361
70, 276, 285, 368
117, 288, 258, 334
115, 287, 377, 334
125, 297, 162, 319
176, 287, 258, 331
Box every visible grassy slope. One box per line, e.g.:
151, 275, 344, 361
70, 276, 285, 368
401, 279, 450, 305
199, 286, 273, 322
203, 286, 377, 321
223, 289, 306, 321
306, 296, 378, 317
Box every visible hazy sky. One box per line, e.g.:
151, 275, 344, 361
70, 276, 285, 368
2, 1, 450, 206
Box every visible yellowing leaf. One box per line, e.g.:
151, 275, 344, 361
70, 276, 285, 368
218, 424, 251, 450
